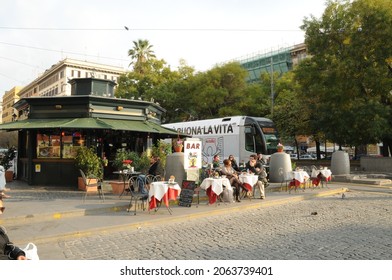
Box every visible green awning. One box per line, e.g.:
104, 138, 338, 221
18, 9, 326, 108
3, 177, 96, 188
146, 121, 182, 136
0, 118, 112, 130
0, 118, 179, 135
102, 119, 155, 132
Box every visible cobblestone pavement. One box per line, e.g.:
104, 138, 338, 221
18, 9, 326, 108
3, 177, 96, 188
41, 190, 392, 260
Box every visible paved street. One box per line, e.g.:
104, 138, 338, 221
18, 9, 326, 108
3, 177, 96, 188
38, 190, 392, 260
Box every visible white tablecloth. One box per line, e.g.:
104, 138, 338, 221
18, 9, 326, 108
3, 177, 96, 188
200, 177, 232, 196
238, 174, 259, 187
311, 168, 332, 179
149, 182, 181, 201
286, 171, 310, 184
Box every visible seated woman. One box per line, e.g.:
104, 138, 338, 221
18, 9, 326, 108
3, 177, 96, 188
137, 156, 164, 200
228, 155, 240, 172
220, 159, 244, 203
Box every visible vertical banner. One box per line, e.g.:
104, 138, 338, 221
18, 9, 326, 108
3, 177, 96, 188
184, 139, 202, 169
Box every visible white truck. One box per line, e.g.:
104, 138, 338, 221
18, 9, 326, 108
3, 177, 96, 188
162, 116, 280, 166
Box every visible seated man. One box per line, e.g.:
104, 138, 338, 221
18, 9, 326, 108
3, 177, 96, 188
245, 154, 266, 199
137, 156, 164, 200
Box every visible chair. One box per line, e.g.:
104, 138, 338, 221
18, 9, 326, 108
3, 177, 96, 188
278, 167, 292, 192
126, 175, 148, 215
79, 169, 104, 203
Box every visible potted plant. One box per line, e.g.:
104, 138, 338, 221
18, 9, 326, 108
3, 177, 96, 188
173, 137, 184, 153
74, 146, 103, 191
0, 147, 17, 182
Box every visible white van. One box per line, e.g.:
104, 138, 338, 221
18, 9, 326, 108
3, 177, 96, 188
162, 116, 280, 165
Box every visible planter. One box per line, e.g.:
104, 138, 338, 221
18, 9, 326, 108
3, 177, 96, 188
110, 181, 129, 194
78, 177, 98, 192
5, 170, 13, 182
174, 145, 183, 153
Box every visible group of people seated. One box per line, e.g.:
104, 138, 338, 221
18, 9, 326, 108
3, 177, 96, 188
212, 153, 269, 202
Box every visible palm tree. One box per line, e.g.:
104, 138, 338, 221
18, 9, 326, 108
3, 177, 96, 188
128, 39, 156, 74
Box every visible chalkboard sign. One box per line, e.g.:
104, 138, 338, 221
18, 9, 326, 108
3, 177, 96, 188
178, 180, 196, 207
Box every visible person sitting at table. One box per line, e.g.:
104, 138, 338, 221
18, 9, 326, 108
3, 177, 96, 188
245, 154, 266, 199
137, 156, 164, 200
228, 155, 240, 172
221, 159, 243, 203
212, 154, 220, 168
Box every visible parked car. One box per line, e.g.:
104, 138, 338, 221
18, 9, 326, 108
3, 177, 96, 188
290, 153, 298, 159
299, 154, 316, 160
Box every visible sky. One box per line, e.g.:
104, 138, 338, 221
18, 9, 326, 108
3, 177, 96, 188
0, 0, 327, 98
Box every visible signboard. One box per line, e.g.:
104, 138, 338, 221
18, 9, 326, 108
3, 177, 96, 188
178, 180, 196, 207
183, 140, 202, 169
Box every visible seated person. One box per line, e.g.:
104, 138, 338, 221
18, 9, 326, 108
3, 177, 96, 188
212, 154, 220, 168
228, 155, 240, 172
245, 154, 266, 199
256, 152, 267, 166
220, 159, 244, 203
137, 156, 164, 200
0, 226, 27, 260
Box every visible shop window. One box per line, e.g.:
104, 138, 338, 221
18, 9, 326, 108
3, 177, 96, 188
36, 132, 85, 159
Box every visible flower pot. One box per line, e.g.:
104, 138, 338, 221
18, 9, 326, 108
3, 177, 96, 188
174, 146, 183, 153
5, 170, 13, 182
78, 177, 98, 192
110, 181, 129, 194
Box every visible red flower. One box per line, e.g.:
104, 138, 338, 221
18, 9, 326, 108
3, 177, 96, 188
122, 159, 133, 165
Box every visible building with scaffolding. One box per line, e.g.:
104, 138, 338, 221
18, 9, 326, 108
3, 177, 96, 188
235, 43, 308, 83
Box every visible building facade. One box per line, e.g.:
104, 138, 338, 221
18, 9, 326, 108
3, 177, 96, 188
18, 58, 125, 99
1, 86, 22, 123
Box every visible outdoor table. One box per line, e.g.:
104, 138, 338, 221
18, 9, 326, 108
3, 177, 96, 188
286, 170, 310, 190
149, 181, 181, 214
200, 177, 232, 205
238, 174, 258, 192
113, 170, 141, 198
311, 168, 332, 188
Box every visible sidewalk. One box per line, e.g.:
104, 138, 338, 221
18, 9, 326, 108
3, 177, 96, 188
0, 179, 351, 247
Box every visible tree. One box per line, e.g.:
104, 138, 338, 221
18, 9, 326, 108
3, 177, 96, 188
128, 39, 156, 74
300, 0, 392, 155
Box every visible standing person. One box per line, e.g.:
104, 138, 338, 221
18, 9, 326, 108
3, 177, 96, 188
228, 155, 240, 172
137, 156, 164, 200
245, 154, 266, 199
0, 226, 27, 260
0, 166, 10, 200
221, 159, 243, 202
256, 153, 266, 166
256, 153, 269, 188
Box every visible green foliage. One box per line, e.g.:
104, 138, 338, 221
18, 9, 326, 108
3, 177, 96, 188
113, 149, 139, 170
0, 146, 17, 171
298, 0, 392, 148
75, 146, 103, 179
151, 139, 172, 169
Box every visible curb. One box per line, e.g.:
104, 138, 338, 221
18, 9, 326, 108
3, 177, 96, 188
20, 187, 348, 245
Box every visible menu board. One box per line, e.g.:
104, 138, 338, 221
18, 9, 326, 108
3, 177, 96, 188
178, 180, 196, 207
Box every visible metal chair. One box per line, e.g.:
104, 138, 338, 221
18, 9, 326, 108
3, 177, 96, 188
278, 167, 291, 192
79, 169, 104, 202
126, 175, 148, 215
